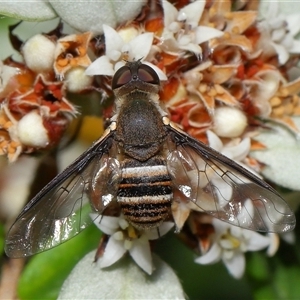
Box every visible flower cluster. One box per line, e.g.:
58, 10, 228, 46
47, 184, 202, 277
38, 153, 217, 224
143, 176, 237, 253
1, 0, 300, 281
0, 30, 93, 161
85, 0, 299, 277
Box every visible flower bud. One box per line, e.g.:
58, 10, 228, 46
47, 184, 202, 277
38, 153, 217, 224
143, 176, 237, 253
22, 34, 55, 73
65, 67, 93, 92
17, 111, 49, 147
213, 106, 247, 138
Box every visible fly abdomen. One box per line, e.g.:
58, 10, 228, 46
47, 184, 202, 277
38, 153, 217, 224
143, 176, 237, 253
117, 158, 173, 229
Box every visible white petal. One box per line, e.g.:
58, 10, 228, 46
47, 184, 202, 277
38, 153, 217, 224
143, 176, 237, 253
271, 28, 286, 43
85, 56, 114, 76
195, 243, 222, 264
195, 26, 224, 44
229, 225, 243, 239
0, 63, 18, 95
162, 1, 178, 27
289, 39, 300, 54
143, 62, 167, 81
286, 13, 300, 36
207, 130, 223, 152
246, 231, 270, 251
146, 222, 174, 240
92, 215, 120, 235
212, 176, 233, 207
114, 60, 126, 72
223, 138, 251, 162
223, 251, 245, 279
128, 33, 154, 61
212, 218, 230, 234
267, 233, 280, 256
103, 24, 125, 59
99, 238, 126, 268
130, 236, 153, 274
180, 1, 205, 24
272, 42, 289, 65
236, 199, 255, 226
179, 43, 202, 55
160, 33, 181, 53
282, 34, 294, 50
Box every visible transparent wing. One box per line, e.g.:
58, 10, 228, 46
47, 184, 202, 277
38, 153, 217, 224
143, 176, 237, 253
5, 132, 119, 258
166, 126, 296, 233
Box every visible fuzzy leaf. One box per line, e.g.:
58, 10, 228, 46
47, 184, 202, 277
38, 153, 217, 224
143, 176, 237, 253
259, 0, 300, 16
250, 117, 300, 190
58, 252, 185, 299
49, 0, 147, 33
0, 0, 57, 21
18, 224, 101, 300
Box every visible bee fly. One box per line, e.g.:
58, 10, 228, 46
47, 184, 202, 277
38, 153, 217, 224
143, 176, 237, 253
5, 60, 296, 258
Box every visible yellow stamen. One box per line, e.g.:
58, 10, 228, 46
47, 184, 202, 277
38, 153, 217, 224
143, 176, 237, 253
127, 225, 138, 239
221, 233, 241, 249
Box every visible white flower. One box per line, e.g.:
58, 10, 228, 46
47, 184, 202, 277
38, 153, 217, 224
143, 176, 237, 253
169, 130, 252, 228
243, 68, 283, 118
195, 218, 271, 279
207, 130, 251, 162
161, 1, 223, 56
258, 2, 300, 65
85, 25, 167, 80
204, 130, 252, 208
91, 213, 174, 275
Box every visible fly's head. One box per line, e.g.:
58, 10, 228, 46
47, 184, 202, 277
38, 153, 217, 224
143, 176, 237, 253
112, 61, 161, 100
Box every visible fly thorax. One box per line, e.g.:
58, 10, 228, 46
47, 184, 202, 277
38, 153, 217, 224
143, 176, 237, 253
117, 157, 173, 230
115, 95, 167, 161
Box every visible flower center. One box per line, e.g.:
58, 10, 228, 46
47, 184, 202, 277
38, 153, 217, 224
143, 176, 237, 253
220, 232, 241, 250
112, 218, 142, 250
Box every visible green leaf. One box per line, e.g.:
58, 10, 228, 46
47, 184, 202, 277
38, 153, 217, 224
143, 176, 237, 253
254, 285, 277, 300
250, 117, 300, 190
0, 223, 4, 256
246, 252, 270, 282
0, 0, 57, 21
253, 259, 300, 300
272, 264, 300, 299
18, 224, 101, 300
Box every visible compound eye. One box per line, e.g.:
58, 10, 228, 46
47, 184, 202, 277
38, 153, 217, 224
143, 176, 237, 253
112, 66, 131, 89
138, 64, 160, 85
